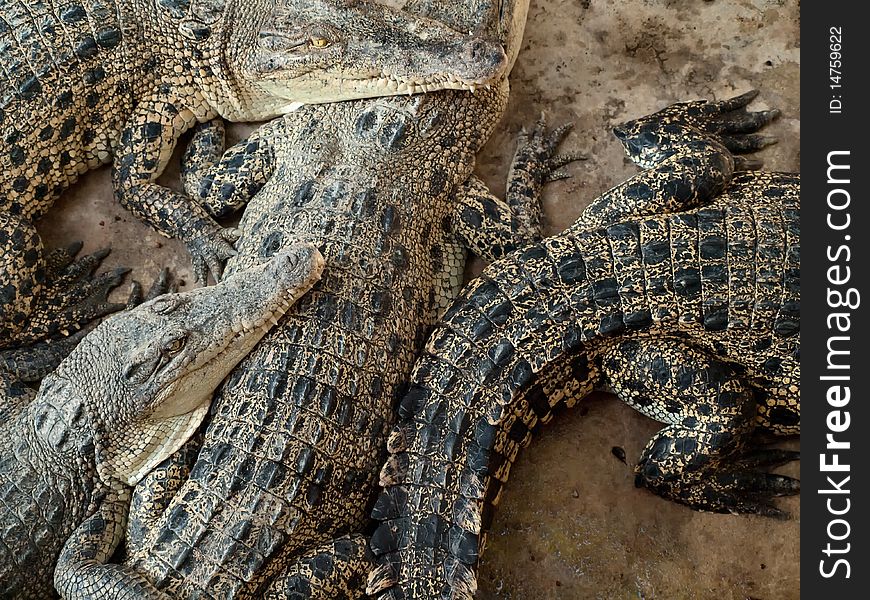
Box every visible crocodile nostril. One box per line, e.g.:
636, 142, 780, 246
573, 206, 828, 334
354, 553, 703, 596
466, 39, 505, 71
260, 231, 285, 258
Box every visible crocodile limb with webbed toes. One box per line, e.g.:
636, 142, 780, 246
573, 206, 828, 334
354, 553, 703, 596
0, 243, 323, 599
367, 92, 800, 600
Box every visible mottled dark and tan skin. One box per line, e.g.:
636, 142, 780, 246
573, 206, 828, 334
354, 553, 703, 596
0, 0, 507, 360
368, 93, 800, 600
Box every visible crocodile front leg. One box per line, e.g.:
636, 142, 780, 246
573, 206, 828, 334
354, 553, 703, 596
573, 90, 779, 231
450, 116, 580, 261
425, 116, 581, 318
55, 489, 172, 600
125, 433, 200, 553
113, 102, 240, 283
180, 119, 278, 219
599, 337, 800, 517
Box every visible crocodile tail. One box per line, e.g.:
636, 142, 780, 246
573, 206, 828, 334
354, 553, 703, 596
368, 235, 611, 599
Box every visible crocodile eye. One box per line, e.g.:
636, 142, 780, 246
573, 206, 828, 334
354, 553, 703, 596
310, 37, 330, 49
165, 338, 185, 355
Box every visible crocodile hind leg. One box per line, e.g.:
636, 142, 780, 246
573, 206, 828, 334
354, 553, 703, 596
0, 213, 132, 351
54, 489, 171, 600
599, 337, 799, 517
573, 90, 780, 232
261, 534, 372, 599
450, 115, 582, 261
181, 119, 278, 219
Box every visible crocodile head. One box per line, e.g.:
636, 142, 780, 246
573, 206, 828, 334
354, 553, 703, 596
227, 0, 507, 115
47, 244, 324, 487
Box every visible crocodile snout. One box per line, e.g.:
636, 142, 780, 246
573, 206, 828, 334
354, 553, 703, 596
460, 37, 507, 82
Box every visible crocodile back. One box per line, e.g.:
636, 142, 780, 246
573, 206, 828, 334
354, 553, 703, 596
0, 0, 139, 218
128, 84, 511, 598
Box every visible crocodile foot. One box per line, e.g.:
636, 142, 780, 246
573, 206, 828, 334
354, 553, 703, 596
182, 218, 241, 284
510, 113, 586, 187
3, 245, 132, 349
635, 443, 800, 518
506, 114, 586, 236
613, 89, 780, 170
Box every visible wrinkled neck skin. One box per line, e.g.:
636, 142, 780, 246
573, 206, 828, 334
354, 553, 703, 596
201, 0, 283, 120
21, 375, 108, 525
124, 0, 278, 121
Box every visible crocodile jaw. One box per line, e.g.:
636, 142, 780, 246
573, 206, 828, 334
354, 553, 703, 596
261, 72, 493, 110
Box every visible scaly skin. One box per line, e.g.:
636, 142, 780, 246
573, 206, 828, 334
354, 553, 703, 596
367, 93, 800, 600
65, 1, 579, 597
0, 244, 323, 599
0, 0, 507, 358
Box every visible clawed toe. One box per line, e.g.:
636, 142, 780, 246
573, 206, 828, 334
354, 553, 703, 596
720, 133, 778, 153
705, 89, 760, 113
126, 268, 177, 308
512, 114, 584, 184
187, 227, 239, 284
5, 245, 134, 348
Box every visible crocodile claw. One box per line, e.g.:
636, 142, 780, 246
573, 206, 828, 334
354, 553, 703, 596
185, 225, 240, 284
514, 114, 585, 185
697, 90, 782, 148
503, 114, 585, 241
635, 453, 800, 517
126, 268, 178, 309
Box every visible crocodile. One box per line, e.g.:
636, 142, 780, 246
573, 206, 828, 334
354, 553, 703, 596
0, 243, 323, 599
68, 0, 584, 597
367, 92, 801, 600
0, 0, 507, 360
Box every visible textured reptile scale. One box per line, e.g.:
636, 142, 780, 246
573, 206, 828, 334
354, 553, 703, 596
128, 88, 509, 597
